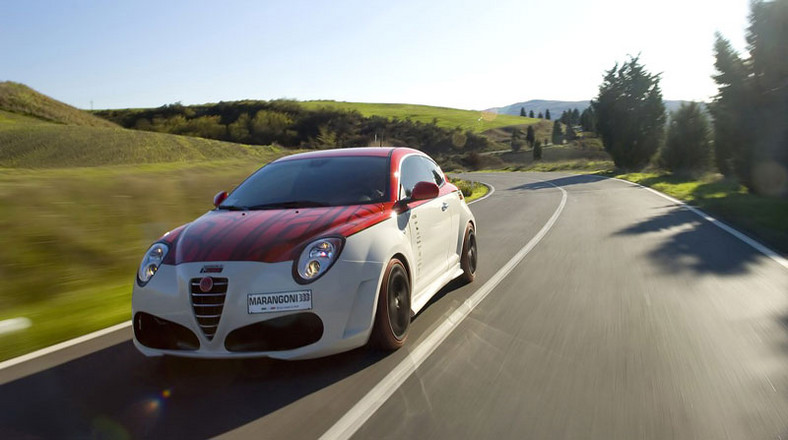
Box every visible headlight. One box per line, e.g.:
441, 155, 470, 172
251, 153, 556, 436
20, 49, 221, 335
137, 243, 169, 286
294, 237, 344, 283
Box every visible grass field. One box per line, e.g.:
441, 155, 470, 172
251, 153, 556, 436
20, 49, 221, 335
0, 160, 292, 361
301, 100, 538, 133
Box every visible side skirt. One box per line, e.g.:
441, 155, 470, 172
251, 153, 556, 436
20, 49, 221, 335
410, 262, 465, 315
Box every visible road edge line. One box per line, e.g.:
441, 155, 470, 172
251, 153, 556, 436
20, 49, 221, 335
468, 182, 495, 205
610, 177, 788, 271
0, 321, 131, 371
320, 178, 567, 440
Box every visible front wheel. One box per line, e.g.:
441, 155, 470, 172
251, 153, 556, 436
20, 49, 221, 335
370, 258, 411, 350
460, 224, 477, 283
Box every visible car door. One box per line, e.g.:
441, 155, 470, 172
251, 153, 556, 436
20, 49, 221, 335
399, 155, 452, 293
423, 158, 462, 269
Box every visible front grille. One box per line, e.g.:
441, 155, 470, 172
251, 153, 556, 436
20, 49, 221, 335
190, 277, 228, 340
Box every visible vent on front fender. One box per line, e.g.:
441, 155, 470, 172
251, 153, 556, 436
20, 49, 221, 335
190, 277, 228, 340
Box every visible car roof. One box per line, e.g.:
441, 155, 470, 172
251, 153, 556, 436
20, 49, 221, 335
274, 147, 422, 163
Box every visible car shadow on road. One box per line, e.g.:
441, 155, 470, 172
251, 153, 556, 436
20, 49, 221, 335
0, 341, 389, 439
612, 206, 762, 276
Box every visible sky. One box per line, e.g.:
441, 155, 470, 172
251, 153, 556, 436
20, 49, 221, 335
0, 0, 752, 111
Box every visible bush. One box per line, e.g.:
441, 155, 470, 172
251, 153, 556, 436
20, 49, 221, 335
453, 179, 479, 198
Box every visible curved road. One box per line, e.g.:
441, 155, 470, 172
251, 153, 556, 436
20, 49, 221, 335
1, 172, 787, 439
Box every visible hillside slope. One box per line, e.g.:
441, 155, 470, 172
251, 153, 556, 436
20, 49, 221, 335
0, 109, 282, 168
301, 100, 538, 133
0, 81, 118, 128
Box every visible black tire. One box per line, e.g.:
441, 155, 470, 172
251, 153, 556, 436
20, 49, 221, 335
370, 258, 411, 350
460, 223, 477, 283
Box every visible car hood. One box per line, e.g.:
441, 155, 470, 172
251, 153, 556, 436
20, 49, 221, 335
160, 204, 391, 264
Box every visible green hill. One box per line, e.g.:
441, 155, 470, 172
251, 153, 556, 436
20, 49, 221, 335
0, 109, 282, 168
301, 100, 538, 133
0, 81, 118, 128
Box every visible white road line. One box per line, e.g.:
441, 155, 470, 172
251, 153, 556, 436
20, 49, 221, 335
468, 182, 495, 205
0, 321, 131, 371
612, 177, 788, 271
320, 178, 567, 440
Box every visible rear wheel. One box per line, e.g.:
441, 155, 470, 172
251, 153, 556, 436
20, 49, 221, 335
370, 258, 411, 350
460, 224, 477, 283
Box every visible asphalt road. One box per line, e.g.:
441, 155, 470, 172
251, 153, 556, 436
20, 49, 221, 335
1, 172, 787, 439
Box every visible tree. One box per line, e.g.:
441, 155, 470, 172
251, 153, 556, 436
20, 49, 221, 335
520, 107, 526, 117
545, 109, 551, 120
560, 110, 570, 125
551, 120, 564, 144
525, 125, 535, 148
529, 110, 535, 118
250, 110, 293, 145
565, 123, 577, 141
533, 140, 543, 160
510, 128, 523, 152
580, 107, 596, 132
710, 34, 750, 178
710, 0, 788, 195
537, 112, 544, 119
591, 55, 666, 169
228, 113, 252, 142
571, 108, 580, 125
316, 124, 338, 147
660, 102, 711, 172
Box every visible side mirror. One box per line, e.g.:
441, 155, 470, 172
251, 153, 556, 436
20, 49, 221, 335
394, 181, 440, 213
213, 191, 228, 208
411, 181, 439, 201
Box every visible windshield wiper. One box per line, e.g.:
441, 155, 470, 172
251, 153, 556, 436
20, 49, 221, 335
247, 200, 329, 210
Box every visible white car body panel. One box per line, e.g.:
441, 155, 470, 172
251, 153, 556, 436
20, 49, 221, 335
132, 148, 476, 360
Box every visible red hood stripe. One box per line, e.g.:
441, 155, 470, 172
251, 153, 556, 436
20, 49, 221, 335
159, 203, 392, 264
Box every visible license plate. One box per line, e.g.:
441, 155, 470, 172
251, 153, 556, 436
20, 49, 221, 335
247, 290, 312, 314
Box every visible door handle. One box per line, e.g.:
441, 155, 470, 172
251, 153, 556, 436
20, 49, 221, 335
441, 202, 449, 211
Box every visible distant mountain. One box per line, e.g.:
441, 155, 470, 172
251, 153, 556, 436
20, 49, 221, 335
487, 100, 591, 118
488, 99, 705, 118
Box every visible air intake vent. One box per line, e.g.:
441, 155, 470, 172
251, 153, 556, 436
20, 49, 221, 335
190, 277, 228, 340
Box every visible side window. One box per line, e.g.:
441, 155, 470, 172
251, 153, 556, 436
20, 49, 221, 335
399, 156, 445, 198
423, 158, 445, 186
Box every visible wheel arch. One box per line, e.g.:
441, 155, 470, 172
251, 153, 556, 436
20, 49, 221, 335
391, 252, 412, 287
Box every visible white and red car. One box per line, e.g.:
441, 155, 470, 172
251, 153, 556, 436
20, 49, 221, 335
132, 147, 477, 360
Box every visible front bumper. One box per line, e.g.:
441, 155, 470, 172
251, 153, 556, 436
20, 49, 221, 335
131, 258, 384, 360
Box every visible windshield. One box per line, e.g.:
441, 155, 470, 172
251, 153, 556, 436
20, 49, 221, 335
220, 156, 389, 209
